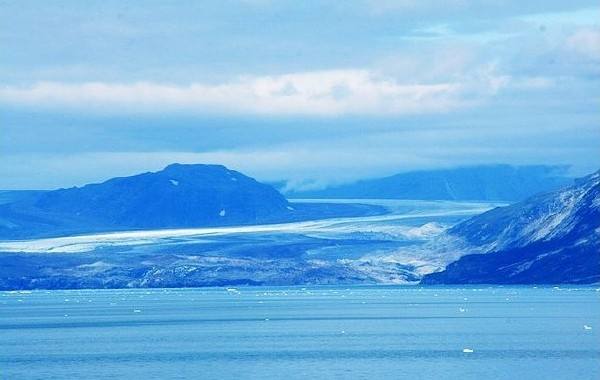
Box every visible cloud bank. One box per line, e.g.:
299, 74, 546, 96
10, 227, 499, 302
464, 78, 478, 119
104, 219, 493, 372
1, 2, 598, 189
0, 70, 491, 116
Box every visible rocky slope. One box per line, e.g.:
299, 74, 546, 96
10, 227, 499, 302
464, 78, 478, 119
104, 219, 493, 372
422, 171, 600, 284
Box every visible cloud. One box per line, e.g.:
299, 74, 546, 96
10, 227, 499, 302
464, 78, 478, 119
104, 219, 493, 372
1, 2, 598, 190
3, 119, 598, 190
0, 70, 490, 116
566, 28, 600, 61
366, 1, 599, 20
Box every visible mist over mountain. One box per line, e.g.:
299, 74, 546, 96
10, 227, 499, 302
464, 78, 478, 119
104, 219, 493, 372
422, 170, 600, 284
278, 165, 571, 201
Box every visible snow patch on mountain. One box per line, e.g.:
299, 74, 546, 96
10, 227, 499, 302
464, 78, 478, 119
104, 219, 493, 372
451, 171, 600, 252
422, 170, 600, 284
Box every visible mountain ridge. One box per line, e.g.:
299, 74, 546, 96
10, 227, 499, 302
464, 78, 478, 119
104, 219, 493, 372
279, 165, 572, 201
0, 163, 385, 239
421, 170, 600, 284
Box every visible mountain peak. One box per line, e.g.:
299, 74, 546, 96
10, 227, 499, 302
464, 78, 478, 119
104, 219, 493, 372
0, 163, 291, 237
162, 163, 228, 173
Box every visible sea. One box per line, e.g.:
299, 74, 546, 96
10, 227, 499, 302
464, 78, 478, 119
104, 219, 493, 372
2, 286, 599, 379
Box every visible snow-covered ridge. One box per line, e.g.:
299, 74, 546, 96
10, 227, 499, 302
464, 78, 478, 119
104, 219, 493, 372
450, 170, 600, 252
422, 171, 600, 284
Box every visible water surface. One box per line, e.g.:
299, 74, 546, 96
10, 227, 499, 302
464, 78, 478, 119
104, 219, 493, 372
2, 286, 599, 379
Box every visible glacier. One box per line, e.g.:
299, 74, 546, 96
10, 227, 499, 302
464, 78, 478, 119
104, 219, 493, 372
0, 199, 498, 289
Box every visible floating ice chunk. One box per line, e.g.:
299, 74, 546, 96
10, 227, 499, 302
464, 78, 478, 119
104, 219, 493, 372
459, 307, 466, 313
219, 209, 226, 217
230, 177, 238, 181
286, 206, 295, 211
169, 179, 179, 186
584, 325, 593, 330
462, 348, 474, 353
133, 309, 141, 313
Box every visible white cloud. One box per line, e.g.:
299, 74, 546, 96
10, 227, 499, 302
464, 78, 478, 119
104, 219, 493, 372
366, 0, 468, 14
566, 28, 600, 61
0, 70, 484, 116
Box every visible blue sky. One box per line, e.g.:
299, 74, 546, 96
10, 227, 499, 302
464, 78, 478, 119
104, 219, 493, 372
1, 0, 599, 189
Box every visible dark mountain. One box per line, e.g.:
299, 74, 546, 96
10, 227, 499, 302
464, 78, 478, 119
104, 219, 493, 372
422, 170, 600, 284
0, 190, 46, 205
0, 163, 384, 239
280, 165, 571, 201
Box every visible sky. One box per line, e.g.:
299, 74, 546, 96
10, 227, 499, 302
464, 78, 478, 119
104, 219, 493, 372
1, 0, 599, 190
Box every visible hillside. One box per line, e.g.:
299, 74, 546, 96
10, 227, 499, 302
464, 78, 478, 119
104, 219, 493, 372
281, 165, 571, 201
421, 171, 600, 284
0, 164, 384, 239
